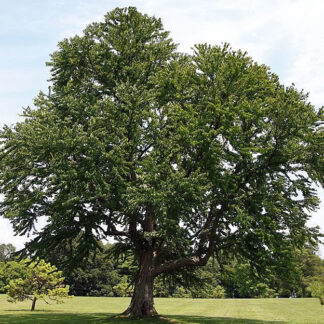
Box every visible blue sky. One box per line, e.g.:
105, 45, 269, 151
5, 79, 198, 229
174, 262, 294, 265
0, 0, 323, 254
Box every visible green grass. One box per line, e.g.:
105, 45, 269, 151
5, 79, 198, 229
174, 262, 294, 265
0, 295, 323, 323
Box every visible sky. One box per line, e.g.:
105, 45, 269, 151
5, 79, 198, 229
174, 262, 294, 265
0, 0, 323, 255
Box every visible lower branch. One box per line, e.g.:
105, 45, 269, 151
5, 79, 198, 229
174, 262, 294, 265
153, 204, 227, 277
152, 255, 208, 277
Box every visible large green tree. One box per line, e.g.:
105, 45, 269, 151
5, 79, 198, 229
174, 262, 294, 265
0, 7, 323, 316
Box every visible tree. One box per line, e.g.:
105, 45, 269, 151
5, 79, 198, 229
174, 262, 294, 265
296, 247, 324, 296
0, 260, 29, 294
0, 243, 16, 262
0, 6, 323, 317
6, 259, 69, 311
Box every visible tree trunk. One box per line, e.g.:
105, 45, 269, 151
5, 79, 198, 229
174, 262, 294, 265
123, 249, 157, 316
31, 296, 37, 311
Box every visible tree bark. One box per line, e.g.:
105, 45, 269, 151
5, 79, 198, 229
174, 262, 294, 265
31, 296, 37, 311
123, 248, 157, 316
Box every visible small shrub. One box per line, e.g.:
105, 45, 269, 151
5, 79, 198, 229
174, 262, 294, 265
253, 283, 276, 298
173, 287, 190, 298
212, 285, 226, 298
113, 276, 132, 297
308, 281, 324, 305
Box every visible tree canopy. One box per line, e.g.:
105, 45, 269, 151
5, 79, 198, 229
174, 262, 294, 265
0, 7, 323, 316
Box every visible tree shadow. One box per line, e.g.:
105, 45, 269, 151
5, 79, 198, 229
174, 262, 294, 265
4, 309, 57, 312
0, 313, 166, 324
168, 315, 286, 324
0, 312, 287, 324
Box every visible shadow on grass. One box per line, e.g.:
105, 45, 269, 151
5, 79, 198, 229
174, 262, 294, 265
168, 315, 286, 324
0, 312, 287, 324
4, 309, 57, 312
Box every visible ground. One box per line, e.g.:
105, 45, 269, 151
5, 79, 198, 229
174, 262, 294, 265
0, 295, 323, 323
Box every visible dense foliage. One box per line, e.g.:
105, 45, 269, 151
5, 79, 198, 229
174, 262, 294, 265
0, 261, 29, 294
46, 243, 129, 297
0, 7, 323, 316
1, 242, 323, 300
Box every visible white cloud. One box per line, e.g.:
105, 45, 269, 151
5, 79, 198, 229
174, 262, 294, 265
0, 218, 28, 250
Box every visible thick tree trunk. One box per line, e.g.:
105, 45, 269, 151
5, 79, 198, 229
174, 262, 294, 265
123, 249, 157, 316
31, 296, 37, 311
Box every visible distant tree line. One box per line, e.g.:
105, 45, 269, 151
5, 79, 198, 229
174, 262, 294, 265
0, 242, 323, 299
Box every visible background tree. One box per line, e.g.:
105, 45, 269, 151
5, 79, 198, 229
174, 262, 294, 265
295, 247, 324, 296
0, 243, 16, 262
0, 260, 29, 294
46, 242, 126, 297
220, 263, 273, 298
2, 241, 322, 299
0, 7, 323, 317
6, 259, 69, 311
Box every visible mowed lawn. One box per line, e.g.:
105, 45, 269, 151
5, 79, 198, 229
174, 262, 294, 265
0, 295, 323, 323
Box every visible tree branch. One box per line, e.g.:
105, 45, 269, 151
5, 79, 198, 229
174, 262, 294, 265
152, 203, 227, 277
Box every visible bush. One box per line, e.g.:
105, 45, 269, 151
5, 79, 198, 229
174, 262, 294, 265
308, 281, 324, 305
212, 285, 226, 298
253, 283, 276, 298
113, 276, 132, 297
173, 287, 190, 298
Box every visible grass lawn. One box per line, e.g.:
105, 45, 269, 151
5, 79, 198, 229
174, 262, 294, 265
0, 295, 323, 323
